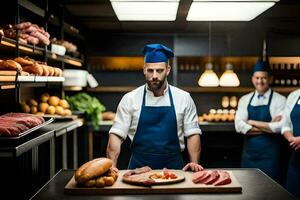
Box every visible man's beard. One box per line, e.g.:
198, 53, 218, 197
147, 76, 166, 91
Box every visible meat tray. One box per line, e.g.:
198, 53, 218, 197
0, 117, 54, 140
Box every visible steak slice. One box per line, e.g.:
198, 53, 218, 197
213, 171, 232, 186
202, 170, 220, 184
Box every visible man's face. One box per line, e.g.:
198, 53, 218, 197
144, 62, 170, 91
252, 71, 272, 93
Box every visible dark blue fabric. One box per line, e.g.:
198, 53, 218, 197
253, 59, 270, 74
142, 44, 174, 63
286, 95, 300, 198
242, 90, 282, 181
128, 86, 183, 169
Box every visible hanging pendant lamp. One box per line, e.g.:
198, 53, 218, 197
220, 62, 240, 87
198, 22, 219, 87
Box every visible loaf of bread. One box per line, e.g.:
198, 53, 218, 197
75, 157, 114, 184
22, 63, 43, 75
0, 60, 22, 71
14, 57, 34, 66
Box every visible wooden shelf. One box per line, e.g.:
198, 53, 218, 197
0, 36, 83, 67
87, 86, 298, 93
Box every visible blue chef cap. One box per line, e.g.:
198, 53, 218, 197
142, 44, 174, 63
253, 58, 270, 74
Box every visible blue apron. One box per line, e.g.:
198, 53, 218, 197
242, 90, 282, 181
128, 86, 183, 169
286, 95, 300, 198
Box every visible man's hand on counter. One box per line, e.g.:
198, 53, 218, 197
182, 162, 203, 172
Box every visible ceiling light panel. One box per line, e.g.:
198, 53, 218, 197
187, 1, 279, 21
110, 0, 180, 21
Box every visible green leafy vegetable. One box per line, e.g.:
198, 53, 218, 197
66, 93, 106, 130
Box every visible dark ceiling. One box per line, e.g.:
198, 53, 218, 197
62, 0, 300, 34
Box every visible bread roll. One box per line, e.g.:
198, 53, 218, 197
40, 64, 49, 76
59, 99, 69, 109
55, 106, 64, 115
41, 93, 50, 103
14, 57, 34, 66
75, 158, 113, 184
39, 102, 49, 113
48, 96, 60, 106
47, 66, 55, 76
22, 63, 43, 75
46, 105, 55, 115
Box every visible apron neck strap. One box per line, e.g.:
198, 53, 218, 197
142, 85, 174, 106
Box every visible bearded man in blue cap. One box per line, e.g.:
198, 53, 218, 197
235, 59, 286, 183
107, 44, 203, 171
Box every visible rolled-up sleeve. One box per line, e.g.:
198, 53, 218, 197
235, 95, 252, 134
109, 94, 131, 140
183, 95, 201, 137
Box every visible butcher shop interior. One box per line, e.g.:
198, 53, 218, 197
0, 0, 299, 199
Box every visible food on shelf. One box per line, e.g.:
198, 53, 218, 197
0, 60, 22, 71
198, 108, 235, 122
74, 157, 118, 187
13, 57, 62, 76
0, 112, 45, 137
51, 38, 78, 53
222, 96, 230, 108
41, 93, 50, 103
66, 93, 106, 129
2, 22, 50, 46
21, 94, 72, 116
229, 96, 238, 108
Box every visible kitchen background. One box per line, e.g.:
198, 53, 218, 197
0, 0, 299, 199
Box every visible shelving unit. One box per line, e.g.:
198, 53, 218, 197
0, 36, 83, 67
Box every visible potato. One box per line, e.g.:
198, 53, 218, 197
64, 109, 72, 116
41, 93, 50, 103
28, 99, 38, 107
59, 99, 69, 109
48, 96, 60, 106
39, 102, 49, 113
21, 104, 31, 113
31, 106, 38, 114
55, 106, 64, 115
46, 105, 55, 115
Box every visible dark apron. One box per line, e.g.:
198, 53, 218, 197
242, 91, 281, 181
128, 86, 183, 169
286, 95, 300, 198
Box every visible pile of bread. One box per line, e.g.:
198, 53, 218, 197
0, 57, 62, 76
75, 158, 118, 187
198, 109, 235, 122
1, 22, 50, 46
21, 93, 72, 116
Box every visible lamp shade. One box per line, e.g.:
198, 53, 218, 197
198, 63, 219, 87
219, 63, 240, 87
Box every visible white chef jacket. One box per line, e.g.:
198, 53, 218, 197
235, 89, 286, 134
109, 83, 201, 151
281, 89, 300, 134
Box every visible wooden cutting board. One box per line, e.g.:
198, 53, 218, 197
64, 170, 242, 195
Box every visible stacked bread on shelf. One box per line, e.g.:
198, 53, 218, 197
21, 93, 72, 116
1, 22, 50, 46
0, 57, 62, 76
198, 109, 235, 123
